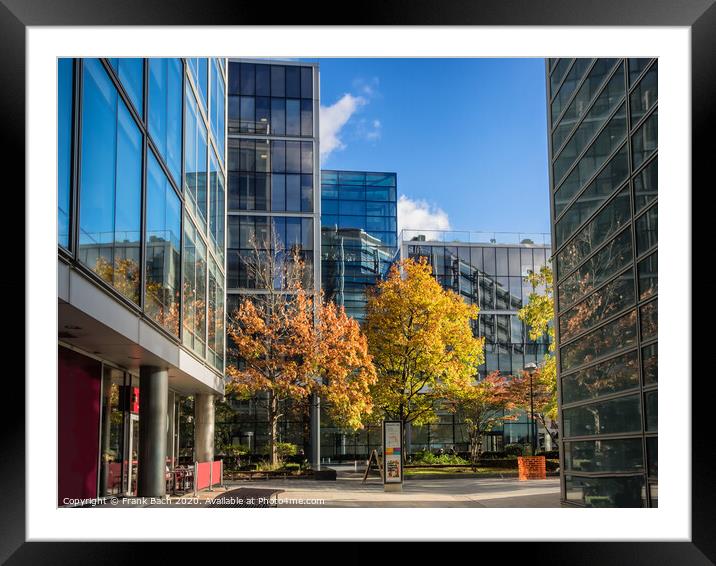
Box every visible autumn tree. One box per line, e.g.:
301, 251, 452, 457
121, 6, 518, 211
364, 257, 484, 431
445, 371, 513, 468
226, 226, 376, 466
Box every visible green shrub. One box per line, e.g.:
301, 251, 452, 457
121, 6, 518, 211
411, 450, 469, 466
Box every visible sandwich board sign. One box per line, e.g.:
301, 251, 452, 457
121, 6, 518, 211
383, 420, 403, 490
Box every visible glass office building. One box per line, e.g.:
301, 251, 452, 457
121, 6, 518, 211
225, 59, 320, 316
546, 58, 657, 507
321, 170, 398, 322
57, 58, 227, 504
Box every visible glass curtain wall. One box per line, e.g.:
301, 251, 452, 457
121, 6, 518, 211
59, 57, 227, 373
548, 58, 657, 508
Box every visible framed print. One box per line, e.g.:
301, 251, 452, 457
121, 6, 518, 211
5, 0, 710, 561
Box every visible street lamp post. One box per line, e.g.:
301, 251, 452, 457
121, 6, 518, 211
524, 362, 538, 456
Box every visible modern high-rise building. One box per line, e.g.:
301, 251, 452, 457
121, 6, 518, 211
221, 60, 321, 458
225, 59, 320, 316
57, 58, 227, 504
546, 58, 657, 507
320, 170, 398, 322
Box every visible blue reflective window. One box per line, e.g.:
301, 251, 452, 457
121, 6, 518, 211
108, 58, 144, 117
184, 84, 208, 231
58, 58, 73, 249
188, 58, 208, 112
79, 59, 142, 304
145, 149, 182, 335
211, 58, 225, 163
209, 148, 225, 262
183, 217, 207, 356
148, 58, 182, 186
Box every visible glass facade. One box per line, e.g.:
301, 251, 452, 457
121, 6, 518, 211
58, 57, 227, 372
548, 58, 657, 507
225, 60, 320, 313
321, 170, 398, 322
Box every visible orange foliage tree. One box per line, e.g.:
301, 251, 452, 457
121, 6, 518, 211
226, 228, 376, 466
445, 370, 514, 467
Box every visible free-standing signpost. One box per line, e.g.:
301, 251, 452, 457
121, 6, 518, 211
382, 420, 403, 492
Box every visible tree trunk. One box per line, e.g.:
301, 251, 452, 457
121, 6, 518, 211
268, 391, 279, 467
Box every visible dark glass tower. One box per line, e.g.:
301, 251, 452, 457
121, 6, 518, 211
546, 58, 657, 507
320, 170, 398, 323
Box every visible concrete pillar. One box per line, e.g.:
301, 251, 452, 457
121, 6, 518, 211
310, 393, 320, 470
137, 366, 168, 497
194, 393, 215, 463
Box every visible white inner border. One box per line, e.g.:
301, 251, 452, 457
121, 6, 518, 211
27, 26, 690, 541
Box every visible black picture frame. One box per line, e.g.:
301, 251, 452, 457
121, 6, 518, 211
6, 0, 707, 561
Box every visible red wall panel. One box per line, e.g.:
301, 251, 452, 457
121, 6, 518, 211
58, 347, 101, 506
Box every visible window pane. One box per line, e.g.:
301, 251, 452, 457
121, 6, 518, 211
255, 96, 270, 134
632, 109, 658, 170
271, 174, 285, 212
145, 150, 181, 335
630, 62, 657, 126
189, 58, 209, 110
239, 63, 255, 96
211, 59, 225, 162
109, 58, 144, 118
566, 475, 645, 507
270, 66, 285, 97
286, 174, 301, 212
270, 98, 285, 135
300, 67, 313, 98
286, 99, 300, 136
58, 58, 73, 249
633, 157, 657, 213
148, 58, 182, 187
301, 174, 313, 212
240, 96, 254, 133
642, 343, 657, 385
285, 66, 300, 98
645, 391, 657, 431
209, 151, 225, 261
285, 141, 300, 174
563, 394, 642, 437
182, 219, 207, 356
647, 436, 657, 477
255, 64, 270, 96
628, 58, 652, 85
271, 140, 286, 173
301, 142, 313, 174
560, 310, 637, 372
562, 350, 639, 404
640, 300, 657, 341
637, 251, 657, 300
301, 99, 313, 137
565, 438, 644, 473
635, 204, 657, 256
79, 59, 142, 304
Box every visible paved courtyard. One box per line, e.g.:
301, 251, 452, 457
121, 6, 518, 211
220, 469, 561, 508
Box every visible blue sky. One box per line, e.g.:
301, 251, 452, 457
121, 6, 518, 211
316, 58, 550, 236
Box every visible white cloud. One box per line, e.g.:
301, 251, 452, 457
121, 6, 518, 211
319, 93, 366, 160
397, 195, 451, 235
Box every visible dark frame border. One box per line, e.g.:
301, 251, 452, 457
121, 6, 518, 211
6, 0, 707, 562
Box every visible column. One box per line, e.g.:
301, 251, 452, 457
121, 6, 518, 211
137, 366, 168, 498
194, 393, 215, 463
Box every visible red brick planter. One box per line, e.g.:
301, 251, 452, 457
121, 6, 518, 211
517, 456, 546, 480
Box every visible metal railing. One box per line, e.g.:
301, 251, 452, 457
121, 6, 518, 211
400, 229, 551, 246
